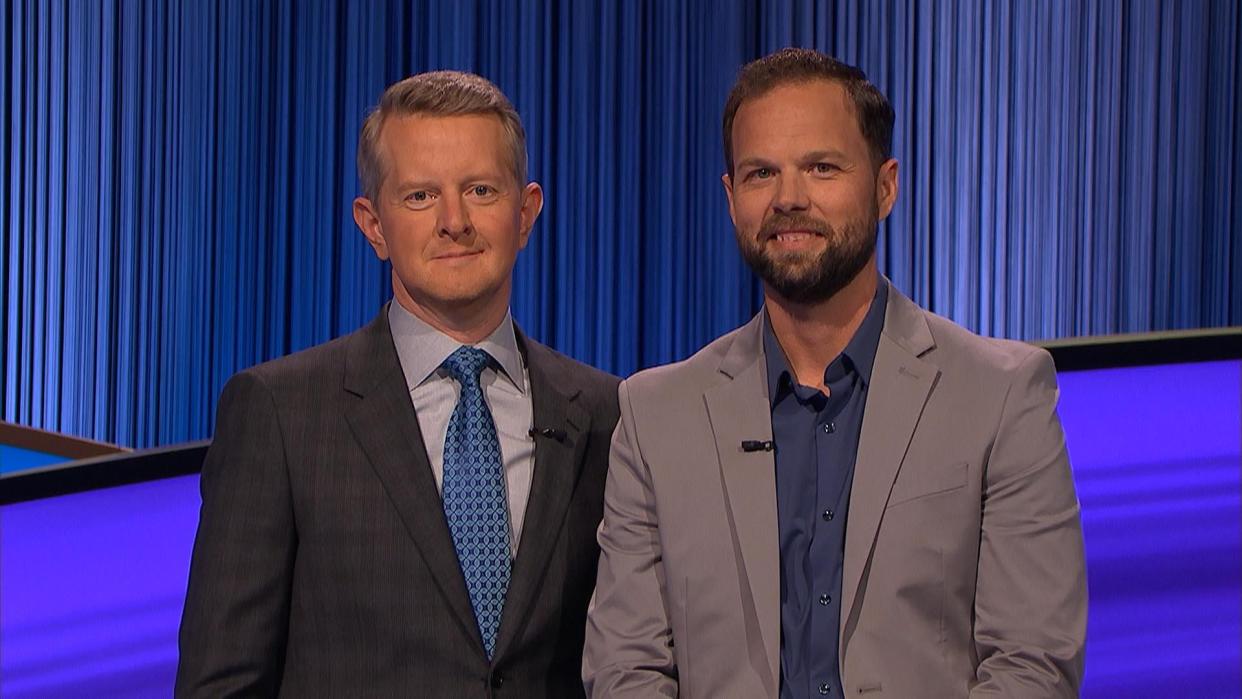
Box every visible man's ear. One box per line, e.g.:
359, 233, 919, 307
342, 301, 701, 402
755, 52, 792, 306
721, 173, 737, 227
353, 196, 389, 260
517, 182, 544, 249
875, 158, 899, 221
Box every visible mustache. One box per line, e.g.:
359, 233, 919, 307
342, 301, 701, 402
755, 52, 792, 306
757, 213, 832, 240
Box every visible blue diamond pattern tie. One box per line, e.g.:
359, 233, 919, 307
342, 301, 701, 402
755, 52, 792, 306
441, 346, 511, 659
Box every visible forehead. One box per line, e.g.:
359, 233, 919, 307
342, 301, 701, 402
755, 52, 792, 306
378, 112, 511, 178
731, 80, 867, 159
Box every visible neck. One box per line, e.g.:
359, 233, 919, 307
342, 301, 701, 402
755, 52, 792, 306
764, 260, 879, 391
392, 277, 510, 345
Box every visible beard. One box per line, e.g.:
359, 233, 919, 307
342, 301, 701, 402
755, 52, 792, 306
735, 208, 878, 304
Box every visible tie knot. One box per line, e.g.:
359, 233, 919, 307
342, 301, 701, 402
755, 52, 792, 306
442, 345, 492, 385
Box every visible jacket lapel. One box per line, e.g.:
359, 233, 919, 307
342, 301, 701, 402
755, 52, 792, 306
840, 289, 939, 653
493, 332, 591, 661
341, 310, 484, 652
703, 315, 780, 696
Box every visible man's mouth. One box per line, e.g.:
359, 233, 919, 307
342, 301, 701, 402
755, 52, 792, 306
432, 249, 483, 260
768, 230, 821, 242
764, 229, 826, 245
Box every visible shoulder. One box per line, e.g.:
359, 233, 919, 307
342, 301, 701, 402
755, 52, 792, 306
917, 309, 1055, 392
925, 310, 1047, 368
522, 335, 621, 416
235, 332, 353, 395
620, 323, 746, 401
220, 318, 379, 406
882, 284, 1046, 380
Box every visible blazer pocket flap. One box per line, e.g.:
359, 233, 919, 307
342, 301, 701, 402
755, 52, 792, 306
886, 461, 969, 508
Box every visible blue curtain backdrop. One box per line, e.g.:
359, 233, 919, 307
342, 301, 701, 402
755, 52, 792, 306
3, 0, 1239, 447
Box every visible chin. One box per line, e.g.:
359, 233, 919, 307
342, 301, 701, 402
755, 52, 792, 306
765, 255, 821, 277
431, 288, 492, 307
437, 277, 511, 306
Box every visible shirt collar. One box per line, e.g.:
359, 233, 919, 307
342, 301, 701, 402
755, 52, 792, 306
762, 317, 794, 404
845, 278, 888, 387
387, 301, 527, 395
762, 277, 889, 403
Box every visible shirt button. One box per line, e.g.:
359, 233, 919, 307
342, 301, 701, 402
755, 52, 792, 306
819, 683, 831, 695
822, 509, 834, 521
819, 593, 831, 605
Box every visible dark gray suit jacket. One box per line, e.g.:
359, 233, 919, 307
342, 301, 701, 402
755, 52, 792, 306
177, 309, 620, 698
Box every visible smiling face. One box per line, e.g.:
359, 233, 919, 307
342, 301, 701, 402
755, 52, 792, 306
723, 79, 898, 304
352, 112, 543, 328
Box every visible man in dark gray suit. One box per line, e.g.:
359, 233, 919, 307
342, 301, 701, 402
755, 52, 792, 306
177, 71, 619, 697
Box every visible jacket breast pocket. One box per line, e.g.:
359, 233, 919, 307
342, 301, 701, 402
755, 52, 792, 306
886, 461, 969, 509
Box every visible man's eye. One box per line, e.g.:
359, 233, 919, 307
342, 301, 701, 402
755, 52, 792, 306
472, 185, 494, 197
751, 168, 773, 180
408, 191, 429, 202
813, 163, 837, 174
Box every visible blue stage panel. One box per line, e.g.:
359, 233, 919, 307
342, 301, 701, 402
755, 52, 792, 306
1059, 361, 1242, 697
0, 476, 200, 697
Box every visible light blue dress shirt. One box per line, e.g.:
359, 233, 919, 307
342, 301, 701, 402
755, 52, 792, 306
387, 301, 535, 556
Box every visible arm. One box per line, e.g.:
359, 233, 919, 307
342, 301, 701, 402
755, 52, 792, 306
582, 381, 678, 697
175, 371, 296, 698
971, 349, 1087, 697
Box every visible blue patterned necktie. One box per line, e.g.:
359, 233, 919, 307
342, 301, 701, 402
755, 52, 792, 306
440, 346, 511, 659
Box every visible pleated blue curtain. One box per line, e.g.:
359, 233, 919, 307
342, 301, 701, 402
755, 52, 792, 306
3, 0, 1239, 447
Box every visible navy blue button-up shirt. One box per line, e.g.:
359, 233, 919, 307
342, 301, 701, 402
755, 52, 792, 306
764, 280, 888, 699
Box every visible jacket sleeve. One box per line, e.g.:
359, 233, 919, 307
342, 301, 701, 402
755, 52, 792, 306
583, 380, 678, 697
970, 349, 1087, 697
175, 370, 296, 698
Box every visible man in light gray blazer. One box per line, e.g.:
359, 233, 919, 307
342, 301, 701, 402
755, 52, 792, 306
584, 49, 1086, 698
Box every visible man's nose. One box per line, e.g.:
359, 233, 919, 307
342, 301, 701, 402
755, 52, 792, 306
436, 193, 472, 238
772, 172, 810, 213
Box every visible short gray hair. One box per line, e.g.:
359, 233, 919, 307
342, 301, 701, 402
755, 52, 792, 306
356, 71, 528, 201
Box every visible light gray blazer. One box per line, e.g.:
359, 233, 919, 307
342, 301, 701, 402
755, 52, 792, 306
583, 283, 1086, 698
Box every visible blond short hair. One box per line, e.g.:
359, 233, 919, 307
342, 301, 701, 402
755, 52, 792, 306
356, 71, 528, 201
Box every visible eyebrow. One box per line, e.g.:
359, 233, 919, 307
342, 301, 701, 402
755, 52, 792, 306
459, 172, 509, 185
391, 178, 437, 192
734, 149, 852, 173
800, 149, 849, 163
392, 173, 508, 192
734, 157, 776, 172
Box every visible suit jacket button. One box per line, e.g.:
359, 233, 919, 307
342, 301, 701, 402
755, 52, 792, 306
490, 673, 505, 689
